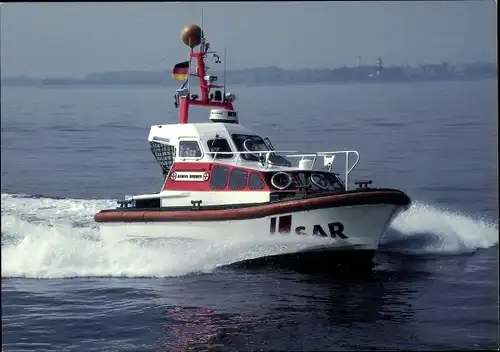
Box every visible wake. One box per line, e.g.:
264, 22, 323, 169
1, 193, 498, 279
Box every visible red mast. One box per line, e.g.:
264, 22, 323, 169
177, 24, 234, 124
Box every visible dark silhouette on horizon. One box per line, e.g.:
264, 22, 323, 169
2, 62, 496, 87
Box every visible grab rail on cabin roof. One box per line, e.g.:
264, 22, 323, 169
203, 150, 296, 167
203, 150, 296, 163
203, 150, 360, 191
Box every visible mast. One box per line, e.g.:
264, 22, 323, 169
187, 47, 192, 95
176, 20, 235, 125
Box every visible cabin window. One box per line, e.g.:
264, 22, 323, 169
207, 138, 234, 159
232, 134, 269, 161
229, 168, 248, 190
179, 140, 202, 158
210, 165, 229, 190
248, 172, 265, 190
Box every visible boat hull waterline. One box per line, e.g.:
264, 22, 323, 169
96, 190, 411, 257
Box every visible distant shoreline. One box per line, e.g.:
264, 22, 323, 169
2, 77, 496, 89
2, 62, 496, 87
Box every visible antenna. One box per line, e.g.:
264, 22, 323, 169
187, 40, 192, 95
200, 8, 205, 53
201, 8, 204, 38
223, 45, 227, 99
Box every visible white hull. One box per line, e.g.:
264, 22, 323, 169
99, 204, 403, 255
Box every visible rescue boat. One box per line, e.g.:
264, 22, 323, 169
94, 23, 411, 271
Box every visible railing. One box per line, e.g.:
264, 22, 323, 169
286, 151, 360, 191
148, 138, 360, 191
203, 150, 296, 166
202, 150, 360, 191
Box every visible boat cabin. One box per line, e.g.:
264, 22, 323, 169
118, 116, 351, 209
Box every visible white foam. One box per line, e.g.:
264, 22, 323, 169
381, 201, 498, 255
1, 193, 498, 278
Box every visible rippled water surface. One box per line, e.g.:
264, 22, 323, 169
1, 80, 498, 351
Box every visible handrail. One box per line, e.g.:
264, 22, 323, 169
204, 150, 297, 167
202, 149, 360, 191
153, 137, 361, 190
204, 150, 298, 155
287, 151, 360, 190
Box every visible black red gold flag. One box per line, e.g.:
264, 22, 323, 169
172, 61, 189, 81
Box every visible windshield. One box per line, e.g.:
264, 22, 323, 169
232, 134, 270, 161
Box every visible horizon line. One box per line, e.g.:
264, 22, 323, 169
2, 60, 497, 80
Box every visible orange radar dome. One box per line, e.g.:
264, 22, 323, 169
181, 24, 203, 48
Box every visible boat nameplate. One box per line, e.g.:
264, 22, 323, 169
170, 171, 210, 182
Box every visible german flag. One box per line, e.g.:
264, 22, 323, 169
172, 61, 189, 81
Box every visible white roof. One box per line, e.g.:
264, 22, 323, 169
148, 122, 256, 143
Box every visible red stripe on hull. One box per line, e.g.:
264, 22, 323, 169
95, 189, 411, 223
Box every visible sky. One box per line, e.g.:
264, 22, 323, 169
0, 1, 497, 78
